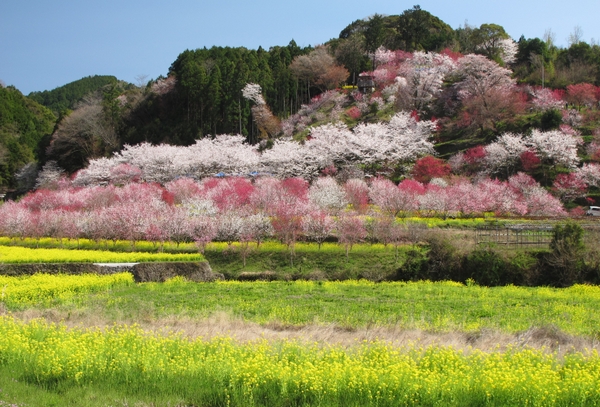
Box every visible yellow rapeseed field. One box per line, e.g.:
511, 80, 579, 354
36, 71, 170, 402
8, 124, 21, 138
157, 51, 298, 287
0, 317, 598, 406
0, 245, 204, 263
0, 273, 133, 307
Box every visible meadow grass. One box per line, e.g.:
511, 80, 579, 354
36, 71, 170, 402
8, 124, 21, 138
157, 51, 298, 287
2, 275, 600, 336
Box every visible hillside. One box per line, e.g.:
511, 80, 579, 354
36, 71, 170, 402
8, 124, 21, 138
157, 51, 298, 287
27, 75, 119, 116
0, 85, 55, 190
2, 5, 600, 202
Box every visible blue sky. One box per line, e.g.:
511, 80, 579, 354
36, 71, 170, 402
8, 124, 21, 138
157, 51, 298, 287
1, 0, 599, 94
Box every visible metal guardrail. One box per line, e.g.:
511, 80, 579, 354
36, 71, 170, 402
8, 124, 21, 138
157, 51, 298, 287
476, 222, 600, 248
475, 225, 554, 248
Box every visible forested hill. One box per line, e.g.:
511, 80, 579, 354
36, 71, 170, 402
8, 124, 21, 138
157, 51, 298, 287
3, 5, 600, 193
28, 75, 119, 116
0, 86, 55, 189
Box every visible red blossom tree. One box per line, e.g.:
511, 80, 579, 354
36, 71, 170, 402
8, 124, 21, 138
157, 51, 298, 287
520, 150, 541, 172
411, 156, 451, 183
566, 83, 597, 109
463, 145, 487, 174
344, 179, 370, 213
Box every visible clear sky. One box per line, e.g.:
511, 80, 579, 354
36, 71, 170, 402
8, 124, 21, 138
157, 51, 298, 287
1, 0, 599, 95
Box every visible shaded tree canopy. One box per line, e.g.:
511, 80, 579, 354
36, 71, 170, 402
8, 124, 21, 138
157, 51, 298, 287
0, 86, 55, 188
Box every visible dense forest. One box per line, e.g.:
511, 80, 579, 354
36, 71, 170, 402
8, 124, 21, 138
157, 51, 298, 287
0, 86, 55, 189
2, 5, 600, 192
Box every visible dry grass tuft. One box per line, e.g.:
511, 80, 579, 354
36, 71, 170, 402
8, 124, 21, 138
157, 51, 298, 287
4, 308, 598, 356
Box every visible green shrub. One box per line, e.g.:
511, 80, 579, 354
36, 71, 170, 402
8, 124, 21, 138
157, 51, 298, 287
540, 109, 563, 130
395, 248, 427, 280
422, 232, 461, 281
462, 248, 508, 286
462, 248, 538, 286
541, 221, 585, 286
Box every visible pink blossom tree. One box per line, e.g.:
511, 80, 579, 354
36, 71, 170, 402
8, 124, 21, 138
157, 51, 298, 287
566, 83, 597, 109
552, 173, 587, 202
344, 178, 370, 213
336, 212, 368, 259
302, 210, 335, 249
189, 216, 218, 254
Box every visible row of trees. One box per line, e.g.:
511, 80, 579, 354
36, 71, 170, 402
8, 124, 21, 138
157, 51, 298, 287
69, 111, 435, 183
0, 174, 569, 259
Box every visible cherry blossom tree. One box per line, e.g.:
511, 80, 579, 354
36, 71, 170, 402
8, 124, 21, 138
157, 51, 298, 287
260, 139, 330, 180
395, 51, 456, 113
238, 213, 273, 266
302, 210, 335, 249
344, 178, 370, 213
289, 46, 349, 92
165, 178, 202, 204
336, 212, 367, 259
109, 163, 142, 185
484, 133, 528, 177
530, 87, 564, 111
216, 211, 244, 247
453, 54, 515, 101
370, 216, 407, 259
369, 178, 422, 217
508, 172, 566, 216
417, 184, 453, 218
0, 201, 33, 241
35, 161, 67, 190
452, 54, 517, 130
271, 198, 308, 266
242, 83, 281, 139
526, 129, 581, 170
576, 163, 600, 188
552, 173, 587, 202
308, 177, 348, 214
189, 216, 218, 254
